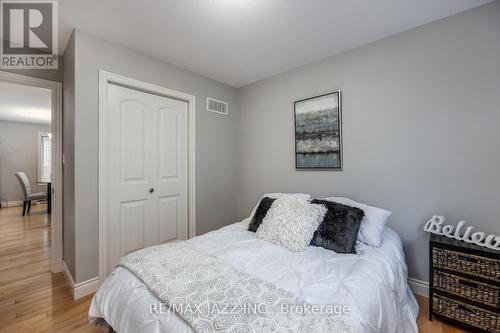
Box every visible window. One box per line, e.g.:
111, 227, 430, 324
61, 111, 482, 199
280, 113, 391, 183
38, 132, 52, 182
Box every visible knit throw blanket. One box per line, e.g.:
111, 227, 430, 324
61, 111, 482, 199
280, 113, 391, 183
119, 242, 353, 333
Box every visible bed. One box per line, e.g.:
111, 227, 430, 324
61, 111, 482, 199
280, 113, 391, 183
89, 218, 419, 333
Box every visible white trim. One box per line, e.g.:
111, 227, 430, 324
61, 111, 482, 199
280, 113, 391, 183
62, 261, 75, 294
4, 200, 23, 207
2, 200, 47, 207
63, 261, 100, 299
98, 70, 196, 283
0, 70, 63, 273
74, 277, 100, 299
408, 277, 429, 297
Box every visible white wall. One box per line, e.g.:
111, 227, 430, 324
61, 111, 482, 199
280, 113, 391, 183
64, 30, 240, 283
236, 2, 500, 283
0, 121, 51, 202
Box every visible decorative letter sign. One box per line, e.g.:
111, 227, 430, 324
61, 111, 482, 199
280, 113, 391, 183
424, 215, 500, 251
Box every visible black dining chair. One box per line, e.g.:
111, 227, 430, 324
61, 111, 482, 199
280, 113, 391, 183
14, 172, 47, 216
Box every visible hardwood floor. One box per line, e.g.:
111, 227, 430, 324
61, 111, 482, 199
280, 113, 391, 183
0, 204, 100, 333
0, 204, 468, 332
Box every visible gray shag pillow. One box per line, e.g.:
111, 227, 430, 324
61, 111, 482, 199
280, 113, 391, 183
310, 199, 365, 254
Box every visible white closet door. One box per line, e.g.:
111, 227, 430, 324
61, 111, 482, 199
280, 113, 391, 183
105, 83, 188, 275
156, 95, 188, 244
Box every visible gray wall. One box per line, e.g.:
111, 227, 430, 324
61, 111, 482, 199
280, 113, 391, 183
63, 32, 76, 279
65, 30, 239, 283
0, 121, 50, 201
62, 2, 499, 285
236, 2, 500, 283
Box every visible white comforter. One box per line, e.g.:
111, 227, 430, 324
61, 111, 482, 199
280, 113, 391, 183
89, 219, 419, 333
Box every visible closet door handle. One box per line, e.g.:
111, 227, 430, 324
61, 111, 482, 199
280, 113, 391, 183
149, 188, 154, 193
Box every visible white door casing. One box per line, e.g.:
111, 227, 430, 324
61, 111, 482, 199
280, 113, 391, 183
99, 71, 196, 281
0, 71, 63, 274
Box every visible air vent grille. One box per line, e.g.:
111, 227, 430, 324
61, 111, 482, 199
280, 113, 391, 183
207, 98, 228, 115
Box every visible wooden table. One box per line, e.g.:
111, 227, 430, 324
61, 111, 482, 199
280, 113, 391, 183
36, 181, 52, 214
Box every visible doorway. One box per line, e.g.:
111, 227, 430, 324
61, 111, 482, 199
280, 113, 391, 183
0, 71, 63, 273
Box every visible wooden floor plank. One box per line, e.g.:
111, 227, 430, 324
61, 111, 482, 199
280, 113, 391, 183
0, 205, 101, 333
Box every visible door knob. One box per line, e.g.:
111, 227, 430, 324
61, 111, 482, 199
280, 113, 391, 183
149, 188, 154, 193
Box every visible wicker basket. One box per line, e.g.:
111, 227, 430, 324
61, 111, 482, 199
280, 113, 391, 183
433, 294, 500, 332
433, 271, 500, 308
433, 248, 500, 283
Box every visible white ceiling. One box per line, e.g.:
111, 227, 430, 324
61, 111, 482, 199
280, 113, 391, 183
0, 81, 51, 124
59, 0, 492, 87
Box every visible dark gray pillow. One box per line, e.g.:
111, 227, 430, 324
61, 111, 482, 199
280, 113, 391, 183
248, 197, 276, 232
310, 199, 365, 254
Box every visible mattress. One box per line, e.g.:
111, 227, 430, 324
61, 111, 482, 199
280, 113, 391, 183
89, 219, 419, 333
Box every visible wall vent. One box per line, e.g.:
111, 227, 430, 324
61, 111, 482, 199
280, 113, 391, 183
207, 98, 228, 115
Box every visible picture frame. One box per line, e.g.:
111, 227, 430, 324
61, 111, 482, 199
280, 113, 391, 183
294, 90, 342, 170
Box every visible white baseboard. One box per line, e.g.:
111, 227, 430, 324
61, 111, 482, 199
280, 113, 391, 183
62, 261, 75, 294
1, 200, 45, 208
63, 261, 99, 300
408, 277, 429, 297
74, 277, 100, 299
5, 200, 23, 207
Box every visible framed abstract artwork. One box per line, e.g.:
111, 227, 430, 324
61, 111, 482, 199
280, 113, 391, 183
294, 91, 342, 170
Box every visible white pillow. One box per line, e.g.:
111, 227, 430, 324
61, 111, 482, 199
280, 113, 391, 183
248, 193, 311, 221
324, 196, 391, 247
256, 196, 326, 252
